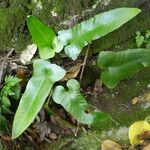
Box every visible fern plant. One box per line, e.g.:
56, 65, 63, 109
0, 76, 21, 130
135, 29, 150, 48
12, 8, 144, 139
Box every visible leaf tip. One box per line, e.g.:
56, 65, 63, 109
136, 8, 141, 13
134, 8, 141, 16
130, 7, 141, 17
11, 120, 22, 140
11, 130, 18, 140
27, 15, 32, 19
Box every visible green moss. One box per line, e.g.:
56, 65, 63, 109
97, 68, 150, 127
35, 0, 94, 31
81, 64, 150, 128
0, 8, 29, 51
0, 0, 32, 52
51, 0, 93, 19
0, 0, 150, 52
0, 0, 9, 8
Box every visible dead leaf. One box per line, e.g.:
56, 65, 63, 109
143, 143, 150, 150
132, 97, 140, 105
32, 121, 51, 142
10, 62, 18, 70
101, 139, 122, 150
20, 44, 37, 64
138, 130, 150, 140
145, 92, 150, 102
38, 107, 45, 122
60, 63, 82, 81
0, 135, 11, 142
49, 132, 58, 140
16, 67, 26, 85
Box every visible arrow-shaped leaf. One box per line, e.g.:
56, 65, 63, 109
52, 79, 111, 125
27, 16, 64, 59
58, 8, 141, 60
12, 59, 66, 139
98, 49, 150, 89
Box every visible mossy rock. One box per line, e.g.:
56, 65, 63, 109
89, 0, 150, 54
0, 0, 32, 51
0, 0, 150, 52
0, 0, 95, 51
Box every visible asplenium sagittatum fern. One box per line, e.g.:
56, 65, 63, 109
12, 7, 150, 139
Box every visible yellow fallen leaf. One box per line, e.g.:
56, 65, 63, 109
128, 121, 150, 146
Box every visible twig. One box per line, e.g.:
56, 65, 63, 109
0, 49, 14, 84
74, 122, 80, 137
79, 45, 90, 83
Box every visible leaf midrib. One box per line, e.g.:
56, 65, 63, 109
69, 10, 135, 46
32, 19, 53, 47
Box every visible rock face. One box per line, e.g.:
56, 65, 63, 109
0, 0, 150, 52
0, 0, 31, 52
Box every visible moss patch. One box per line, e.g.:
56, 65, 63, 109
0, 0, 150, 52
0, 0, 32, 51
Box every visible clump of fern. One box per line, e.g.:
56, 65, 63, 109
135, 29, 150, 48
0, 76, 21, 131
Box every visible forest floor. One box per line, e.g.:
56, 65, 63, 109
0, 45, 150, 150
